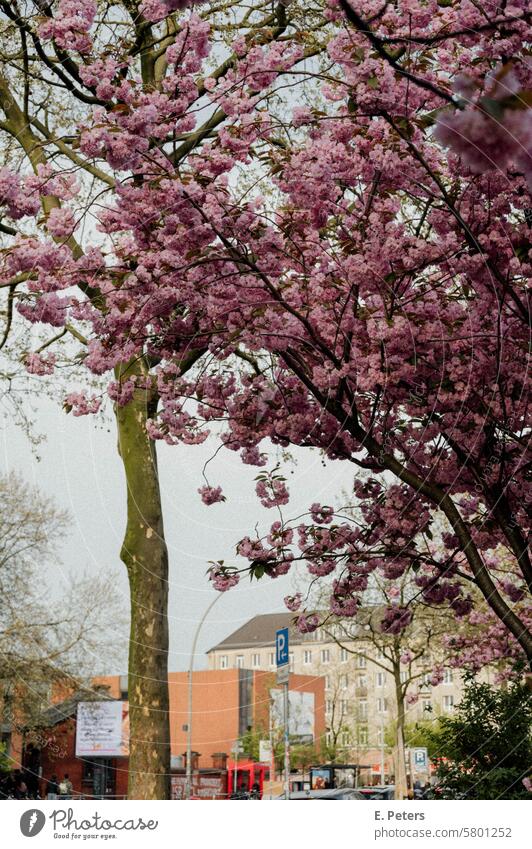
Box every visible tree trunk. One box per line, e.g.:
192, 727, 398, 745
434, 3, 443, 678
115, 361, 170, 800
393, 665, 408, 800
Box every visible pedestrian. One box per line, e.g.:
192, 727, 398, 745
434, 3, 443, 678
13, 770, 28, 799
58, 774, 73, 800
47, 774, 60, 800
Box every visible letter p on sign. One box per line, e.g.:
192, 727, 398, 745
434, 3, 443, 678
276, 627, 289, 666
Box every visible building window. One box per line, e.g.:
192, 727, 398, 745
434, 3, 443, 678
376, 672, 386, 687
341, 731, 350, 747
358, 655, 367, 669
400, 671, 408, 683
421, 672, 431, 688
340, 674, 348, 690
325, 675, 330, 690
235, 655, 244, 668
340, 699, 349, 714
289, 652, 295, 671
326, 700, 332, 715
422, 699, 432, 713
356, 674, 367, 689
443, 669, 453, 685
358, 726, 368, 745
443, 695, 454, 712
376, 727, 384, 745
219, 655, 228, 669
325, 730, 332, 746
377, 698, 388, 713
304, 650, 312, 665
269, 652, 275, 667
321, 649, 330, 663
358, 700, 368, 720
340, 648, 348, 663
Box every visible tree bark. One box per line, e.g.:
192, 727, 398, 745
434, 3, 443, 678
115, 360, 170, 800
393, 663, 408, 801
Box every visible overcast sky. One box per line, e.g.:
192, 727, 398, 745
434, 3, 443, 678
1, 396, 354, 673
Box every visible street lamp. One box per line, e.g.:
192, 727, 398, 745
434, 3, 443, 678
184, 593, 223, 799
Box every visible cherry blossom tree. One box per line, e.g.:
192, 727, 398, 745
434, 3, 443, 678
1, 1, 531, 798
120, 0, 530, 666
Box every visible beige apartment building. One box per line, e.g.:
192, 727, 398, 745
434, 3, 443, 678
207, 612, 490, 781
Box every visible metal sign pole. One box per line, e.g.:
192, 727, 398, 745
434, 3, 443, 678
269, 698, 274, 800
275, 627, 290, 800
283, 681, 290, 799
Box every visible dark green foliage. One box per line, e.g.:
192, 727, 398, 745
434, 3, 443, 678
427, 677, 532, 799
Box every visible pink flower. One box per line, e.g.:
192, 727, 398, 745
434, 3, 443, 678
47, 208, 76, 238
310, 503, 334, 524
64, 392, 101, 416
380, 606, 413, 635
140, 0, 203, 22
330, 595, 359, 617
209, 566, 239, 592
255, 477, 289, 508
25, 352, 56, 376
284, 593, 302, 612
198, 485, 225, 505
295, 613, 319, 633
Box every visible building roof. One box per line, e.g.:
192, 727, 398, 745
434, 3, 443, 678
207, 612, 304, 653
30, 688, 116, 730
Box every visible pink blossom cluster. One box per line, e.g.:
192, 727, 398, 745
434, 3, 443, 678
208, 566, 239, 592
0, 168, 40, 219
295, 613, 320, 634
198, 485, 225, 505
38, 0, 97, 54
284, 593, 302, 612
380, 606, 414, 635
435, 65, 532, 186
139, 0, 202, 23
64, 392, 101, 416
25, 352, 56, 376
255, 476, 289, 509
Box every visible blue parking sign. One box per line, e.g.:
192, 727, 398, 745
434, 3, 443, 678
276, 627, 289, 666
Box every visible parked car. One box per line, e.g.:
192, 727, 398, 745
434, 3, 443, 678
276, 788, 365, 800
358, 786, 396, 800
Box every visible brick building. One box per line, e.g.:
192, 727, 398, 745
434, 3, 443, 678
6, 669, 324, 796
100, 669, 325, 768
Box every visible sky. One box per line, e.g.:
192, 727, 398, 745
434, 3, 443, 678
1, 395, 355, 673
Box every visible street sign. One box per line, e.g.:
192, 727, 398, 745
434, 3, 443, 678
412, 747, 428, 772
276, 664, 289, 685
276, 627, 289, 667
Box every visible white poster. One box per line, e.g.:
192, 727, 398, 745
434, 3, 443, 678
75, 701, 129, 757
259, 740, 273, 762
270, 690, 314, 742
